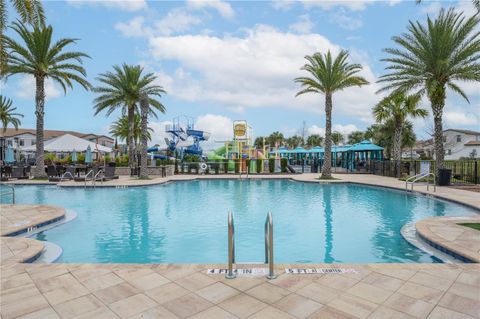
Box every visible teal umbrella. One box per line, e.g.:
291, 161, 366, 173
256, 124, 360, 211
71, 149, 78, 162
5, 146, 14, 163
85, 145, 92, 164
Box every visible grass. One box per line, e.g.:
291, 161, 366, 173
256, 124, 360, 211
458, 223, 480, 231
31, 177, 49, 180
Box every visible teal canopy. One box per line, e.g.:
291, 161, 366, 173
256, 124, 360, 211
307, 146, 324, 153
348, 140, 384, 152
290, 146, 307, 154
5, 146, 14, 163
85, 145, 92, 163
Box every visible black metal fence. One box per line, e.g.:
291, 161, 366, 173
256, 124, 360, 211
370, 160, 479, 185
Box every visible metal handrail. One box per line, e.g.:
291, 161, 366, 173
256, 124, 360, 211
84, 170, 94, 188
226, 210, 236, 279
59, 171, 74, 183
0, 184, 15, 203
264, 211, 276, 279
406, 172, 436, 192
93, 169, 104, 187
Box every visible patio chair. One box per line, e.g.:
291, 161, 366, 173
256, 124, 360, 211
102, 166, 119, 181
60, 166, 76, 180
47, 165, 61, 182
11, 167, 29, 179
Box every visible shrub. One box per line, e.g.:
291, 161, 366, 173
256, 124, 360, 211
269, 158, 275, 173
44, 153, 57, 165
234, 160, 240, 173
281, 158, 288, 173
256, 159, 262, 173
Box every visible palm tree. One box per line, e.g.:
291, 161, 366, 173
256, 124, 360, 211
109, 114, 153, 146
347, 131, 364, 145
0, 95, 23, 131
4, 22, 91, 177
374, 94, 428, 177
286, 135, 303, 148
1, 0, 45, 76
365, 120, 417, 159
93, 64, 166, 168
378, 8, 480, 177
331, 131, 344, 145
266, 131, 284, 147
295, 50, 368, 178
306, 134, 323, 147
139, 93, 149, 179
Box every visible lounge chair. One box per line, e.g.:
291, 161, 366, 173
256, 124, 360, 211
12, 167, 29, 179
102, 166, 119, 181
47, 165, 61, 182
61, 166, 76, 180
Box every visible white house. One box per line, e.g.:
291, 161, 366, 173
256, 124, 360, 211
416, 129, 480, 160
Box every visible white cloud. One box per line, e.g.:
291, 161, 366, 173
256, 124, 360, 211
307, 123, 359, 139
289, 14, 314, 34
444, 110, 479, 126
195, 114, 233, 150
115, 16, 148, 38
15, 75, 62, 101
419, 1, 443, 15
186, 0, 235, 18
302, 0, 375, 11
147, 24, 380, 124
154, 8, 202, 36
149, 120, 173, 147
330, 9, 363, 30
67, 0, 147, 11
271, 0, 296, 11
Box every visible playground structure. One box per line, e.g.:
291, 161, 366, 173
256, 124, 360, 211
147, 116, 210, 160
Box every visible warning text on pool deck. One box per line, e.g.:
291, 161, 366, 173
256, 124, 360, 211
206, 268, 357, 276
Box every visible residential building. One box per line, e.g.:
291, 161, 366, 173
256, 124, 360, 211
0, 128, 114, 161
415, 129, 480, 160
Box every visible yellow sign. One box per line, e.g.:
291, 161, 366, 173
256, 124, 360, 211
234, 122, 247, 138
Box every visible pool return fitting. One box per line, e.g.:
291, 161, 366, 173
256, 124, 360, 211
226, 210, 277, 280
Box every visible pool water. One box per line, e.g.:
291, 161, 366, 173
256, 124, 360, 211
3, 180, 477, 263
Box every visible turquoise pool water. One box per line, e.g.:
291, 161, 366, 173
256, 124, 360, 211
2, 180, 477, 263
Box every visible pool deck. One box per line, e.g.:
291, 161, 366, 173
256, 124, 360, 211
1, 174, 479, 319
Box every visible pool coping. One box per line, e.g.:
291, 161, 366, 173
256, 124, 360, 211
3, 175, 479, 265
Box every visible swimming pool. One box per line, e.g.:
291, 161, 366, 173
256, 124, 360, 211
3, 180, 477, 263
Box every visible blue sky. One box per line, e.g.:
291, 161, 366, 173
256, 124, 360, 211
1, 0, 479, 149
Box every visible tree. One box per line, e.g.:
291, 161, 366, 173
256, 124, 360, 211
373, 93, 427, 176
364, 120, 417, 158
109, 114, 153, 145
0, 95, 22, 131
1, 0, 45, 76
139, 93, 148, 179
295, 50, 368, 178
331, 131, 344, 145
93, 64, 166, 169
266, 131, 284, 147
4, 22, 91, 177
306, 134, 323, 147
378, 9, 480, 177
254, 136, 265, 149
285, 135, 303, 148
347, 131, 364, 145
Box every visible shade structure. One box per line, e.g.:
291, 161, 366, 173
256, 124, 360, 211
307, 146, 324, 154
71, 150, 78, 162
5, 146, 14, 163
348, 140, 384, 152
21, 133, 112, 153
85, 145, 92, 163
290, 146, 307, 154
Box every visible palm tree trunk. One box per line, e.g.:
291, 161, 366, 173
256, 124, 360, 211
139, 94, 148, 179
33, 76, 47, 178
393, 119, 403, 178
321, 92, 333, 179
430, 85, 446, 178
127, 105, 135, 170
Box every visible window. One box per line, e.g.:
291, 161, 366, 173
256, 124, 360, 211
448, 149, 452, 155
7, 140, 12, 146
19, 139, 24, 146
456, 135, 461, 142
443, 136, 447, 143
32, 140, 36, 145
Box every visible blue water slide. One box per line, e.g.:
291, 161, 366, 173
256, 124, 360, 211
187, 129, 210, 141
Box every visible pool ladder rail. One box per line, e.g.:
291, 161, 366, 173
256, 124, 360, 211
83, 169, 104, 188
405, 172, 436, 192
0, 184, 15, 203
226, 210, 277, 280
